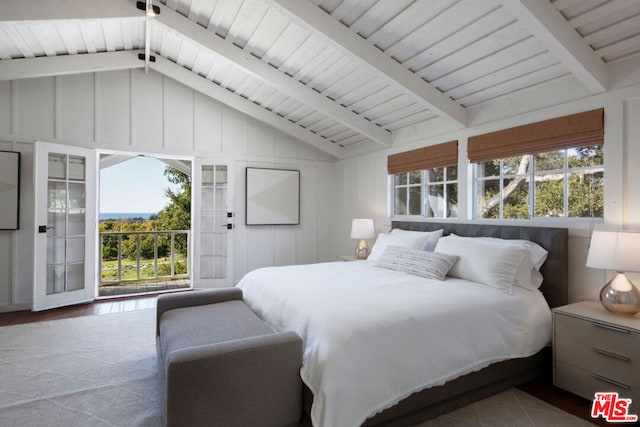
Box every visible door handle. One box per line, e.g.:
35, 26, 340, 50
38, 225, 55, 233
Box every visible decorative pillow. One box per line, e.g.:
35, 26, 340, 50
375, 246, 459, 280
449, 234, 548, 291
368, 232, 436, 261
390, 228, 444, 251
434, 235, 529, 294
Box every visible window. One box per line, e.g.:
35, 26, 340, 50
388, 140, 459, 218
393, 171, 422, 215
426, 166, 458, 218
392, 166, 458, 218
474, 146, 603, 219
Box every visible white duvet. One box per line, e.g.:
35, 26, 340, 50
236, 261, 551, 427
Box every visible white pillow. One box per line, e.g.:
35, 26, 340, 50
450, 234, 548, 291
434, 235, 529, 295
368, 232, 433, 261
390, 228, 444, 251
462, 235, 548, 270
375, 246, 458, 281
514, 258, 544, 291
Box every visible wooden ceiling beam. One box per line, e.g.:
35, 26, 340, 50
155, 6, 391, 148
264, 0, 468, 129
500, 0, 608, 94
0, 0, 141, 21
150, 56, 345, 159
0, 50, 144, 81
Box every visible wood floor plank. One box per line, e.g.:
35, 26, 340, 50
0, 295, 157, 326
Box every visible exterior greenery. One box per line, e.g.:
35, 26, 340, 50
475, 146, 603, 219
100, 167, 191, 281
392, 146, 603, 220
393, 167, 459, 218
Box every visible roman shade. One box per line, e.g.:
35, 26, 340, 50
467, 108, 604, 164
387, 140, 458, 174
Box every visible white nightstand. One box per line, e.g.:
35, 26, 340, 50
553, 301, 640, 414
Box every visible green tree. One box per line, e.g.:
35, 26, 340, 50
100, 167, 191, 262
477, 147, 603, 219
157, 167, 191, 256
568, 171, 603, 217
158, 167, 191, 231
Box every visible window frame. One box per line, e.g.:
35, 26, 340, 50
392, 171, 423, 216
391, 166, 459, 218
473, 147, 603, 220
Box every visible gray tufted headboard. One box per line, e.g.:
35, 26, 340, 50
391, 221, 569, 308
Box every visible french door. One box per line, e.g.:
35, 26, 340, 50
192, 160, 233, 287
33, 142, 97, 311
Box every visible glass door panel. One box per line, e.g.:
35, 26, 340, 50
46, 154, 87, 295
194, 161, 232, 287
34, 142, 96, 311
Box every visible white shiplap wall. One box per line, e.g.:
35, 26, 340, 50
333, 84, 640, 304
0, 69, 337, 311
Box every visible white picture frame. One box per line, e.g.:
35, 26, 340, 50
245, 167, 300, 225
0, 151, 20, 230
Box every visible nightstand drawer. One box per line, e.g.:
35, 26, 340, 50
555, 312, 640, 360
553, 301, 640, 414
556, 339, 640, 388
555, 361, 640, 414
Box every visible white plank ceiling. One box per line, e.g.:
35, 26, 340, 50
1, 0, 639, 159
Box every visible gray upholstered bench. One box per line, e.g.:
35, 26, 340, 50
156, 288, 303, 427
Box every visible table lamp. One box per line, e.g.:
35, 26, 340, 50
586, 230, 640, 316
350, 219, 375, 259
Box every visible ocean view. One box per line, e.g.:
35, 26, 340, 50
100, 212, 155, 221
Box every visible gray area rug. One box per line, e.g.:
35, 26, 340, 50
0, 309, 161, 427
0, 309, 593, 427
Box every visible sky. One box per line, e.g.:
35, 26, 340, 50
99, 156, 181, 214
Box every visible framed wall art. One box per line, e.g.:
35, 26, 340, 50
0, 151, 20, 230
246, 167, 300, 226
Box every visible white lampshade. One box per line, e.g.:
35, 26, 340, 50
350, 219, 375, 240
586, 230, 640, 272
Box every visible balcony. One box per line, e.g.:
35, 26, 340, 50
99, 230, 191, 297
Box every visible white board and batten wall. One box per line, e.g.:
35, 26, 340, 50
1, 68, 640, 311
0, 69, 338, 311
333, 80, 640, 304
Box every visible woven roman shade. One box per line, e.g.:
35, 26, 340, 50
467, 108, 604, 163
387, 140, 458, 175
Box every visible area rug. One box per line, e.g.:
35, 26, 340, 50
0, 309, 593, 427
0, 309, 161, 427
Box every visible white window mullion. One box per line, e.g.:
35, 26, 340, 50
564, 150, 569, 217
500, 160, 505, 220
529, 154, 535, 219
422, 170, 427, 217
443, 168, 448, 218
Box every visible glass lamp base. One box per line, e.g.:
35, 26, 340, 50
600, 272, 640, 316
355, 240, 369, 259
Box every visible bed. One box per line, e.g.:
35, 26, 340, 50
236, 221, 568, 427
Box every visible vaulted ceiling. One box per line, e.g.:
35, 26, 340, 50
1, 0, 639, 159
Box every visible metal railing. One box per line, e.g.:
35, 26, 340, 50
99, 230, 190, 285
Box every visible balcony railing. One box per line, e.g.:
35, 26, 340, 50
99, 230, 190, 286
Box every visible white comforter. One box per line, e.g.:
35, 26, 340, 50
236, 261, 551, 427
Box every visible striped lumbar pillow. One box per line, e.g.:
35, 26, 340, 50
375, 245, 458, 281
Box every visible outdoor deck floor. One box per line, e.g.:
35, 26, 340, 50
98, 279, 191, 297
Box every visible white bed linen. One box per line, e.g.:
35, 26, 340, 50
237, 261, 552, 427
